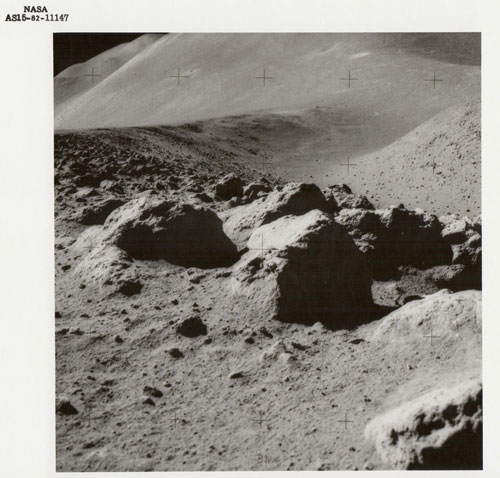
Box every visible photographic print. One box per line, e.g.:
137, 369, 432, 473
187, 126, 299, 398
53, 32, 481, 471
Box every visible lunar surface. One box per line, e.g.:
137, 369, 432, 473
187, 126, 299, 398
54, 33, 481, 471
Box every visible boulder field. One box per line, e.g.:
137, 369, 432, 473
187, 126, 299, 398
69, 180, 481, 312
56, 175, 482, 471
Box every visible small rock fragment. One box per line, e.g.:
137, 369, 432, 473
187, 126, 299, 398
176, 316, 207, 338
167, 347, 184, 358
143, 386, 163, 398
56, 397, 78, 415
142, 396, 155, 406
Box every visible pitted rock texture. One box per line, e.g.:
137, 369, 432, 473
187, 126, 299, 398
365, 379, 482, 469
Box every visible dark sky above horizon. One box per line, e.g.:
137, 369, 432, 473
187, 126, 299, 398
53, 33, 161, 75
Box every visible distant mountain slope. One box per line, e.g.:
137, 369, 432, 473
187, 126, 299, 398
54, 34, 164, 107
343, 98, 481, 216
51, 95, 480, 217
53, 33, 480, 216
172, 96, 480, 216
54, 33, 479, 132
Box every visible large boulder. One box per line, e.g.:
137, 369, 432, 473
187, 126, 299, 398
214, 173, 244, 200
371, 289, 482, 356
365, 379, 482, 469
222, 182, 328, 248
377, 206, 450, 268
100, 191, 238, 268
439, 214, 481, 243
336, 205, 451, 279
322, 184, 374, 212
230, 209, 373, 327
451, 235, 481, 267
439, 214, 481, 268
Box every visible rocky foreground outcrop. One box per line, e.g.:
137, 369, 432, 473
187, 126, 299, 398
365, 379, 482, 469
222, 181, 481, 285
230, 209, 373, 327
366, 289, 482, 469
67, 180, 482, 308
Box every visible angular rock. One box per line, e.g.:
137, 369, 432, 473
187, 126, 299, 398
176, 315, 207, 337
243, 182, 272, 201
56, 397, 78, 416
214, 173, 244, 200
167, 347, 184, 358
101, 191, 238, 268
143, 386, 163, 398
230, 210, 373, 327
451, 234, 481, 267
336, 205, 451, 279
439, 214, 481, 269
378, 206, 450, 268
222, 182, 328, 247
323, 184, 374, 212
365, 379, 482, 469
440, 215, 475, 243
74, 174, 102, 188
259, 340, 292, 364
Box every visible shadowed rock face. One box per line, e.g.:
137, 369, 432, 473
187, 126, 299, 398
231, 209, 374, 328
365, 379, 482, 470
214, 173, 244, 200
322, 184, 374, 212
439, 214, 482, 272
336, 205, 452, 279
73, 197, 125, 225
102, 192, 239, 268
